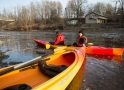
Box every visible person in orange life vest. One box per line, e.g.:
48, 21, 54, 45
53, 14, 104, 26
73, 31, 88, 47
53, 31, 64, 45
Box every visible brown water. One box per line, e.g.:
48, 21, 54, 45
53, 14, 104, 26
0, 31, 124, 90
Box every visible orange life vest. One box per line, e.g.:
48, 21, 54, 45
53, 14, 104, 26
77, 35, 88, 47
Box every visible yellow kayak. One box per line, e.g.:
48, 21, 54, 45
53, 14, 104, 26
0, 46, 86, 90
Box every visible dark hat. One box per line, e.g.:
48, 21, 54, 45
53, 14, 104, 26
56, 31, 59, 34
79, 30, 83, 34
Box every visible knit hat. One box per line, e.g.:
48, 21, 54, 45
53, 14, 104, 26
56, 31, 59, 34
79, 30, 83, 34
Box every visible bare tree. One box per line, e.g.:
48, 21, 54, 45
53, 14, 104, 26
29, 2, 36, 30
86, 3, 95, 14
105, 3, 115, 16
114, 0, 124, 28
86, 2, 115, 16
66, 0, 87, 18
93, 2, 106, 15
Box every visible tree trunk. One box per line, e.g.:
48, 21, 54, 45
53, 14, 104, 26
122, 3, 124, 28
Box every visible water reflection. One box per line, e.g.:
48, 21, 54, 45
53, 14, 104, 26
87, 54, 124, 64
80, 55, 124, 90
86, 31, 124, 47
0, 31, 124, 90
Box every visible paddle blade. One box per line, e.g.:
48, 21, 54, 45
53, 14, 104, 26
0, 67, 14, 76
88, 43, 94, 46
54, 47, 67, 52
54, 49, 66, 54
46, 44, 51, 49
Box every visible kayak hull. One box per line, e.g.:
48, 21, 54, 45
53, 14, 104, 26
55, 46, 124, 56
87, 54, 124, 64
0, 47, 86, 90
86, 46, 124, 56
34, 39, 124, 56
34, 39, 49, 47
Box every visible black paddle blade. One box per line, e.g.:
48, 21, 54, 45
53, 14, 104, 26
0, 67, 14, 76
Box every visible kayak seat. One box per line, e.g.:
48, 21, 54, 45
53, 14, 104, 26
2, 84, 32, 90
38, 60, 68, 78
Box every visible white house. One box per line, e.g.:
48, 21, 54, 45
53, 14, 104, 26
85, 12, 107, 24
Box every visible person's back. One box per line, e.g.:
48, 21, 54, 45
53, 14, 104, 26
53, 31, 64, 45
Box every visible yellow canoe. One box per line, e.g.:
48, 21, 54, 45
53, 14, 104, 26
0, 46, 86, 90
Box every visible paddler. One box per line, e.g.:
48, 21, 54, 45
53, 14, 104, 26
50, 31, 65, 45
73, 30, 88, 47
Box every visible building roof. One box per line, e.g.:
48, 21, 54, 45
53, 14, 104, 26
98, 16, 107, 20
85, 12, 107, 18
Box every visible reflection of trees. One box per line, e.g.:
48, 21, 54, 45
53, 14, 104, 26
100, 34, 124, 48
65, 32, 78, 44
86, 32, 124, 47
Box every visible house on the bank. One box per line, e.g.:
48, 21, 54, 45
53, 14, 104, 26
65, 12, 107, 25
85, 12, 107, 24
66, 18, 85, 25
0, 18, 15, 29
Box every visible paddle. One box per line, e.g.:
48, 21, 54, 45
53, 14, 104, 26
0, 53, 51, 76
54, 47, 67, 54
45, 44, 59, 49
45, 43, 94, 50
45, 43, 94, 55
45, 43, 51, 49
87, 43, 94, 46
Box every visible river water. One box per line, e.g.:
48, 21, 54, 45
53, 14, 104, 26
0, 31, 124, 90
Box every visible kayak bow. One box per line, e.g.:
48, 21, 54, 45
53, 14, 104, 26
0, 46, 86, 90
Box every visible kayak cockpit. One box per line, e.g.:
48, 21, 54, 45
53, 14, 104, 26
38, 52, 75, 78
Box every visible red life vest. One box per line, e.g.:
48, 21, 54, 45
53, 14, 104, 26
77, 35, 88, 47
59, 34, 64, 42
54, 33, 64, 45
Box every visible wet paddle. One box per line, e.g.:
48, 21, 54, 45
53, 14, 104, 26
45, 43, 94, 50
87, 43, 94, 46
0, 53, 51, 76
45, 43, 94, 54
45, 44, 51, 49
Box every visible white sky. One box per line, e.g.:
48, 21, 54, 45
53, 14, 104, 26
0, 0, 115, 10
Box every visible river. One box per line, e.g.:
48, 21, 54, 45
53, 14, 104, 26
0, 30, 124, 90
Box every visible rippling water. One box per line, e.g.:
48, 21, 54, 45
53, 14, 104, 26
0, 31, 124, 90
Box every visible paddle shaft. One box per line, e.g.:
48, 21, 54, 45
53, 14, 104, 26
46, 43, 94, 49
14, 56, 41, 69
0, 53, 51, 76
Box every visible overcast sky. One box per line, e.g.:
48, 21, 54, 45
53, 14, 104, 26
0, 0, 114, 9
